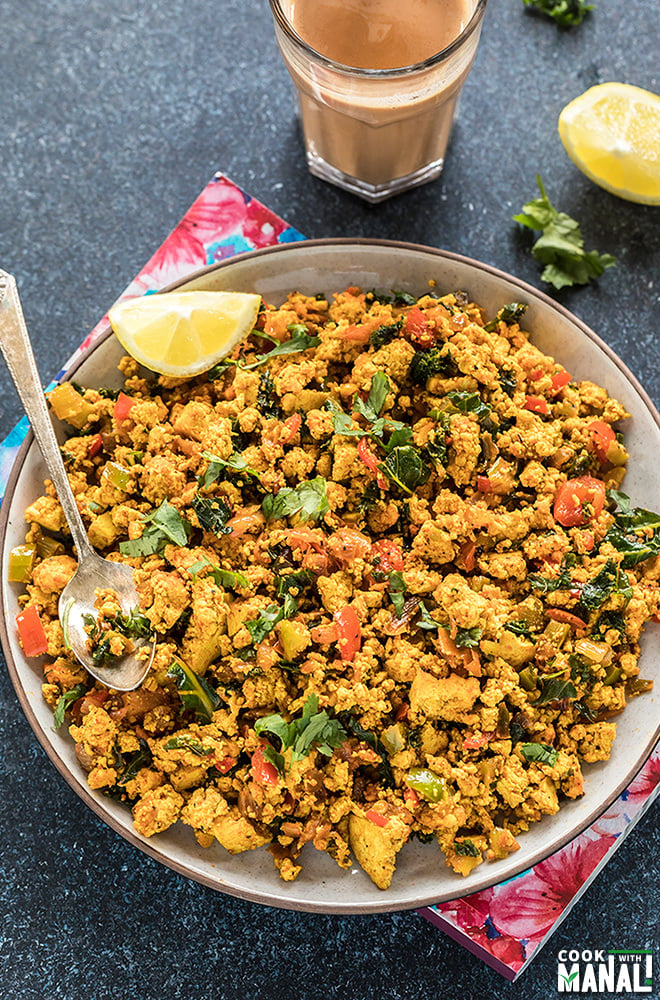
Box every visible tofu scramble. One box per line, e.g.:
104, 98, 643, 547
12, 285, 660, 890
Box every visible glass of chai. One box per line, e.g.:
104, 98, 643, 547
268, 0, 488, 203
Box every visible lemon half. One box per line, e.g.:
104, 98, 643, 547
558, 82, 660, 205
108, 290, 262, 376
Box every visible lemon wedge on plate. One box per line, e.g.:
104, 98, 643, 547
108, 290, 262, 376
558, 82, 660, 205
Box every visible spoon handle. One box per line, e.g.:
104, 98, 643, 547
0, 271, 94, 562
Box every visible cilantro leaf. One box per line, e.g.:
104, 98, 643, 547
188, 556, 250, 591
354, 371, 390, 422
514, 176, 615, 289
255, 694, 347, 773
520, 742, 558, 766
120, 500, 191, 556
200, 449, 261, 486
262, 476, 329, 523
240, 325, 320, 370
52, 683, 87, 729
455, 626, 483, 648
388, 571, 407, 616
523, 0, 593, 27
163, 736, 214, 757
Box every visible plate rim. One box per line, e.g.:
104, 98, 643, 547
1, 237, 658, 914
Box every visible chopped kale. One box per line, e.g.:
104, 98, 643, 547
408, 346, 454, 386
192, 495, 233, 535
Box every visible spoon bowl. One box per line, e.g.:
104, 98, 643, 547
0, 270, 154, 690
59, 552, 154, 691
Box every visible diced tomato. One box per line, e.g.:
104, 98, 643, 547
476, 475, 495, 493
113, 392, 137, 422
529, 367, 545, 382
369, 539, 404, 578
214, 755, 236, 774
581, 530, 595, 552
550, 370, 572, 392
337, 320, 378, 344
395, 702, 409, 721
86, 433, 103, 458
250, 747, 279, 786
310, 623, 339, 645
405, 307, 435, 348
357, 436, 387, 489
524, 395, 549, 415
554, 476, 606, 528
404, 787, 420, 807
281, 412, 302, 444
458, 540, 477, 572
333, 606, 362, 662
327, 528, 372, 564
365, 809, 389, 828
546, 608, 588, 629
463, 732, 492, 750
588, 420, 616, 464
16, 606, 48, 657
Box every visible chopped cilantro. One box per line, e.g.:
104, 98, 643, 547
261, 476, 329, 523
514, 175, 615, 289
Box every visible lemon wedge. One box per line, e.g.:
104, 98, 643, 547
108, 290, 262, 376
558, 82, 660, 205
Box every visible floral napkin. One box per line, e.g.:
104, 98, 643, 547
1, 172, 657, 981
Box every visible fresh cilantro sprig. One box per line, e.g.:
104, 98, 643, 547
119, 500, 192, 557
520, 742, 559, 767
187, 555, 250, 591
239, 325, 320, 370
523, 0, 593, 28
199, 450, 261, 487
52, 683, 87, 729
514, 176, 615, 289
262, 476, 329, 523
255, 694, 347, 773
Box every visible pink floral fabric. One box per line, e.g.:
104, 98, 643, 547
423, 746, 660, 978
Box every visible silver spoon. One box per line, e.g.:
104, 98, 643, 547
0, 270, 154, 691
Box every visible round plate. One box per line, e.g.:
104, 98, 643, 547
2, 239, 658, 913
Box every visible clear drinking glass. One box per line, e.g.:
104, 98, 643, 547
268, 0, 488, 204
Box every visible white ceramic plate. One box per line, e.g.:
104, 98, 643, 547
1, 239, 658, 913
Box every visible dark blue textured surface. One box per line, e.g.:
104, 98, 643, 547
0, 1, 659, 997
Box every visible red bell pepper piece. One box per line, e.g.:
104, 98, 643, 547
550, 370, 572, 392
86, 433, 103, 458
16, 606, 48, 657
523, 395, 549, 415
546, 608, 588, 629
113, 392, 137, 422
333, 606, 362, 662
365, 809, 389, 828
